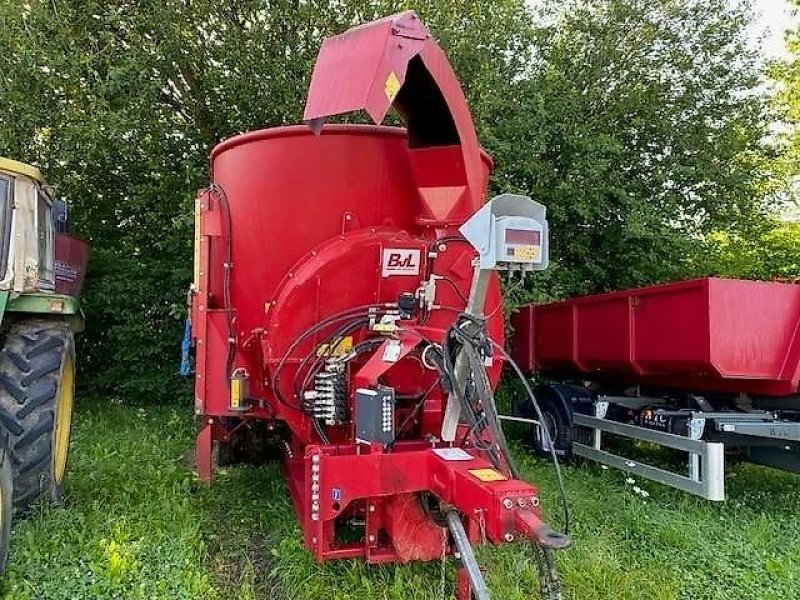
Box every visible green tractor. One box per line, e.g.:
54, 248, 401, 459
0, 157, 88, 569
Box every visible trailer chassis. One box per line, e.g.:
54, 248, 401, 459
507, 396, 800, 501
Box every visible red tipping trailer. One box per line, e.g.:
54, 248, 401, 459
190, 11, 567, 599
512, 277, 800, 501
514, 277, 800, 397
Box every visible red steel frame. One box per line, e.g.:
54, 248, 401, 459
191, 12, 561, 596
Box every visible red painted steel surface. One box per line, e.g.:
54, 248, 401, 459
200, 125, 504, 436
304, 10, 487, 226
287, 443, 547, 563
190, 12, 559, 576
304, 12, 427, 126
54, 233, 89, 296
513, 277, 800, 396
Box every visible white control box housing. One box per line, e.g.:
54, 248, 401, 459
494, 215, 544, 266
459, 194, 549, 271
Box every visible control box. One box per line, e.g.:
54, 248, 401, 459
459, 193, 549, 271
494, 215, 544, 266
355, 387, 395, 445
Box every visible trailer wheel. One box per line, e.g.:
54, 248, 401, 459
0, 432, 13, 573
0, 320, 75, 512
529, 390, 573, 458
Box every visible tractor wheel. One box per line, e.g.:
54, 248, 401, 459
0, 432, 13, 573
0, 319, 75, 512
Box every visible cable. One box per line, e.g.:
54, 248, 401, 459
209, 184, 236, 391
440, 313, 516, 476
296, 321, 388, 400
391, 379, 440, 444
439, 311, 569, 536
297, 327, 389, 446
415, 308, 569, 595
311, 418, 330, 445
420, 235, 472, 324
283, 315, 371, 443
294, 317, 369, 398
489, 338, 571, 538
427, 235, 471, 252
484, 277, 524, 320
271, 305, 389, 410
436, 275, 468, 305
434, 276, 525, 321
462, 320, 519, 478
351, 337, 388, 354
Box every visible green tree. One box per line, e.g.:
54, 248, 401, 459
770, 0, 800, 213
491, 0, 783, 302
706, 220, 800, 281
0, 0, 536, 401
0, 0, 786, 401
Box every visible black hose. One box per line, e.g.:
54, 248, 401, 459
391, 380, 439, 443
271, 305, 389, 409
490, 338, 570, 538
311, 417, 330, 445
294, 317, 369, 399
209, 184, 236, 391
437, 275, 469, 305
296, 323, 391, 445
449, 319, 519, 478
440, 311, 570, 536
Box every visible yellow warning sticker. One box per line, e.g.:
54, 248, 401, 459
317, 336, 353, 357
230, 377, 242, 409
468, 468, 507, 482
385, 71, 401, 101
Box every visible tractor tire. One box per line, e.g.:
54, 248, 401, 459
0, 319, 75, 512
0, 432, 13, 573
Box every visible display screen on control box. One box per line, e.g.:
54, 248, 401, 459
505, 229, 540, 245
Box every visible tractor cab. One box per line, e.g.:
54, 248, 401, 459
0, 157, 88, 322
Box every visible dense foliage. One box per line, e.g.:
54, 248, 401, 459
773, 1, 800, 195
493, 0, 785, 302
0, 0, 789, 401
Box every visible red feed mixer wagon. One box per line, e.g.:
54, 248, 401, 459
188, 12, 569, 599
512, 277, 800, 501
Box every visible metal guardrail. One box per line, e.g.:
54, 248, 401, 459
572, 414, 726, 501
499, 412, 727, 501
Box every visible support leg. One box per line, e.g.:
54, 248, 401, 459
446, 510, 489, 600
456, 567, 473, 600
196, 421, 214, 485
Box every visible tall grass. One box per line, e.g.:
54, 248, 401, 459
2, 400, 799, 599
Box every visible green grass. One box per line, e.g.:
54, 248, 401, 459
2, 400, 800, 599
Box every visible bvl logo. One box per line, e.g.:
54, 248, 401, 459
381, 248, 421, 277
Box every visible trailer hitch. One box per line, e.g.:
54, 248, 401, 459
445, 505, 568, 600
515, 510, 571, 550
